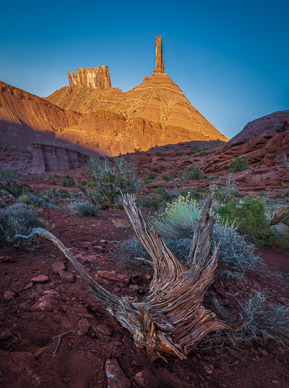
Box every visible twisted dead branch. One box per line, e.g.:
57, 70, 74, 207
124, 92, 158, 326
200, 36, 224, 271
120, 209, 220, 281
21, 193, 242, 360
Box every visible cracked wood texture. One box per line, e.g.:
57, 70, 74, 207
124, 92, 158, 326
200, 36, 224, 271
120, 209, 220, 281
30, 193, 242, 360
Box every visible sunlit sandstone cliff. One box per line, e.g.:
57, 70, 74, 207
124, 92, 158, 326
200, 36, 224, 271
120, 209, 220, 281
0, 36, 227, 156
46, 35, 228, 153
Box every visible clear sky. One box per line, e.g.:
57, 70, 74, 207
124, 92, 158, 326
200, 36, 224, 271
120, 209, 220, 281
0, 0, 288, 139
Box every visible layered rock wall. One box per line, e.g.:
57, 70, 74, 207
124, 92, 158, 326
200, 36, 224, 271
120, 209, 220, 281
31, 144, 88, 173
70, 66, 111, 90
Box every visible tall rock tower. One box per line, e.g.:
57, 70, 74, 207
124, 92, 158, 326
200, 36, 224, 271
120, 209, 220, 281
153, 35, 165, 75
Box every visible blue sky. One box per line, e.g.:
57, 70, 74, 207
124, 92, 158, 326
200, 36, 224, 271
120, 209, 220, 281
0, 0, 288, 139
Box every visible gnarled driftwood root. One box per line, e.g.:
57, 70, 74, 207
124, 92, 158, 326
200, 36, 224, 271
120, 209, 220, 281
26, 193, 243, 360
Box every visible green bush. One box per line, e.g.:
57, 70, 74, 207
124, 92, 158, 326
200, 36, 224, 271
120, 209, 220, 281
0, 168, 31, 198
0, 204, 45, 248
230, 156, 248, 172
61, 175, 74, 187
72, 201, 100, 217
89, 156, 140, 207
217, 196, 267, 241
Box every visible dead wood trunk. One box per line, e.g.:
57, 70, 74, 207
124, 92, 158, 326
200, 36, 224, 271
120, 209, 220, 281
27, 193, 242, 360
267, 207, 289, 227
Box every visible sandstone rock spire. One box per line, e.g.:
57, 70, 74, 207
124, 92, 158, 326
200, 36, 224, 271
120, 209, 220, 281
67, 69, 73, 87
67, 66, 111, 90
153, 35, 165, 75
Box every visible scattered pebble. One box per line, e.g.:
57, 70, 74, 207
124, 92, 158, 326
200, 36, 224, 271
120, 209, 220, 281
78, 318, 91, 335
31, 275, 49, 283
52, 261, 65, 274
59, 271, 75, 283
96, 324, 112, 337
4, 290, 16, 301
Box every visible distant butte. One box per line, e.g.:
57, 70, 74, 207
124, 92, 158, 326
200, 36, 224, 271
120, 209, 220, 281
0, 36, 228, 156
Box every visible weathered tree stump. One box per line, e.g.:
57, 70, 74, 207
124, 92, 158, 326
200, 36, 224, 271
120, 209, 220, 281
27, 193, 242, 360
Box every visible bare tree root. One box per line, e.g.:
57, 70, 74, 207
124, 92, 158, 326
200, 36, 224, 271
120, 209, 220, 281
23, 193, 243, 360
267, 206, 289, 227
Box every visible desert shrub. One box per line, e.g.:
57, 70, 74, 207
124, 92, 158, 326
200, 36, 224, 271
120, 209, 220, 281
72, 201, 100, 217
199, 148, 207, 157
0, 204, 45, 248
154, 187, 166, 195
215, 174, 241, 204
17, 193, 58, 209
61, 175, 74, 187
205, 175, 218, 182
213, 223, 261, 270
230, 156, 248, 172
89, 156, 140, 207
121, 195, 261, 272
238, 293, 289, 343
209, 293, 289, 346
217, 196, 267, 241
0, 168, 30, 198
136, 196, 162, 210
182, 167, 201, 181
152, 195, 201, 239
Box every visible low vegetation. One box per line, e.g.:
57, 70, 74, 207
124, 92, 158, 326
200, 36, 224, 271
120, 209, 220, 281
0, 203, 45, 248
230, 156, 249, 172
71, 201, 100, 217
83, 156, 140, 208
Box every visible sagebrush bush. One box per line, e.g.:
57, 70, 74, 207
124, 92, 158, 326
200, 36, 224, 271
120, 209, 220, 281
211, 293, 289, 345
17, 193, 57, 209
72, 201, 100, 217
89, 156, 140, 207
120, 195, 261, 272
151, 195, 201, 239
239, 292, 289, 343
0, 204, 45, 248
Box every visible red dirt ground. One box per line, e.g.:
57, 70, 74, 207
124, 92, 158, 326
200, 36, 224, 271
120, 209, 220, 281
0, 208, 289, 388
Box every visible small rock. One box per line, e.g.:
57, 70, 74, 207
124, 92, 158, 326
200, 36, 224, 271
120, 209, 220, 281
4, 290, 16, 301
94, 245, 104, 251
31, 295, 56, 312
97, 271, 129, 284
257, 347, 268, 356
52, 261, 65, 274
78, 318, 90, 335
105, 358, 130, 388
24, 282, 33, 290
96, 324, 112, 337
0, 329, 12, 340
59, 271, 75, 283
0, 256, 15, 263
31, 275, 49, 283
203, 364, 214, 374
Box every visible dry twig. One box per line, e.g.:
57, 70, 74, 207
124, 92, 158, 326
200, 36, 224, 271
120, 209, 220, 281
52, 330, 72, 359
